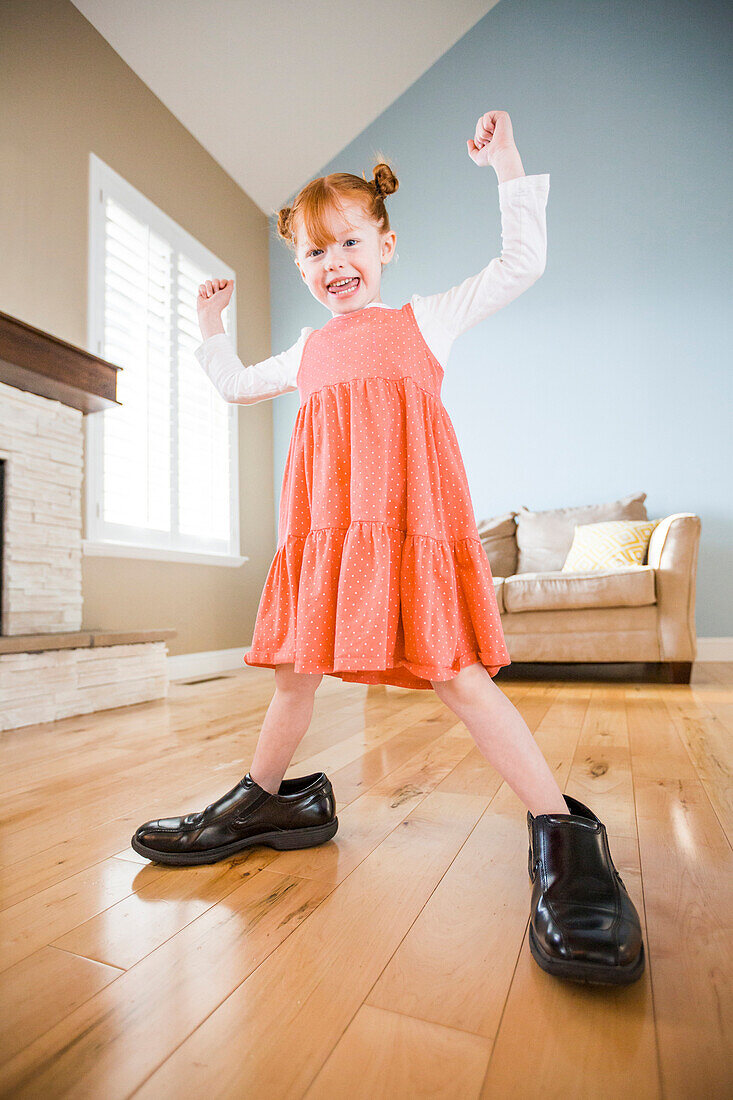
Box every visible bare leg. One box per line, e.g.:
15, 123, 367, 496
248, 663, 323, 794
431, 662, 569, 816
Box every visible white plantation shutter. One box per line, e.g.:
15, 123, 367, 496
102, 198, 173, 532
176, 254, 232, 544
86, 154, 239, 560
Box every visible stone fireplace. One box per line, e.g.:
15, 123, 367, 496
0, 310, 175, 732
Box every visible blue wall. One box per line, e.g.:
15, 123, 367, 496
269, 0, 732, 638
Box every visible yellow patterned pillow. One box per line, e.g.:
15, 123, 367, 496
561, 520, 659, 572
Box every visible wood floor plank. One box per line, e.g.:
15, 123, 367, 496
0, 675, 433, 868
365, 685, 589, 1038
660, 689, 733, 841
288, 691, 449, 796
2, 665, 730, 1097
475, 686, 659, 1097
263, 721, 476, 884
45, 721, 472, 972
0, 770, 268, 908
563, 686, 638, 836
305, 1004, 492, 1099
0, 857, 168, 973
319, 720, 447, 805
132, 789, 489, 1098
698, 661, 733, 686
0, 745, 266, 864
0, 945, 121, 1063
49, 851, 278, 970
480, 836, 659, 1100
0, 690, 451, 911
365, 794, 526, 1039
626, 692, 733, 1097
0, 666, 359, 817
0, 869, 333, 1097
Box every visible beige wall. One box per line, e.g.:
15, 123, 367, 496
1, 0, 279, 657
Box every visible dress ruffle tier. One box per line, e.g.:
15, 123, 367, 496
243, 364, 511, 691
243, 521, 510, 690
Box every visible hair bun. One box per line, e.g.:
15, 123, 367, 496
277, 205, 293, 242
373, 162, 399, 201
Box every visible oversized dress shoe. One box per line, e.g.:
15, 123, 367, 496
527, 794, 645, 985
131, 771, 338, 866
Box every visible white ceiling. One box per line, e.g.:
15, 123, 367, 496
70, 0, 498, 216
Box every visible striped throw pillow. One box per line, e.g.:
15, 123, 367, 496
561, 520, 660, 572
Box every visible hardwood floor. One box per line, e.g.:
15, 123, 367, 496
1, 662, 731, 1098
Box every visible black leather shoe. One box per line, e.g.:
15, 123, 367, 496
527, 794, 645, 985
131, 771, 338, 866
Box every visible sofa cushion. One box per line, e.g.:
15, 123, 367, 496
476, 511, 518, 578
562, 519, 660, 572
492, 576, 506, 613
502, 565, 656, 613
515, 490, 649, 573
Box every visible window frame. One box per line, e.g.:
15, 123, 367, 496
83, 152, 243, 567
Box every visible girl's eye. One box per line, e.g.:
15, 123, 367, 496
307, 239, 358, 259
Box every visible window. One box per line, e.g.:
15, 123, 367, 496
84, 153, 241, 565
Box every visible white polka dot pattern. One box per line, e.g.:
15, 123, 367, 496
243, 301, 511, 690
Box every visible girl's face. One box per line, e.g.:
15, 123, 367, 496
294, 198, 396, 315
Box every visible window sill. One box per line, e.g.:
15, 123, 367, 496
82, 540, 247, 567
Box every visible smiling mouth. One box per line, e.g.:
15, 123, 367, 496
327, 277, 360, 296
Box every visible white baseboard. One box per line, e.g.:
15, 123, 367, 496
167, 647, 250, 681
695, 637, 733, 660
166, 638, 733, 681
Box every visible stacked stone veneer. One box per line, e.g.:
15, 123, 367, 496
0, 379, 169, 731
1, 642, 168, 731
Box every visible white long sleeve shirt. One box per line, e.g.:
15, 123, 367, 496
194, 172, 550, 404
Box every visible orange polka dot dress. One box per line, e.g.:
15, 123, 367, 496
242, 300, 511, 691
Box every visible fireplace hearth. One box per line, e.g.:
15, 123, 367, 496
0, 310, 176, 731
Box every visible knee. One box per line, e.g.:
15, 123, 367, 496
431, 678, 467, 711
274, 663, 322, 698
431, 662, 489, 711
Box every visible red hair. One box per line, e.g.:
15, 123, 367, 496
276, 160, 399, 254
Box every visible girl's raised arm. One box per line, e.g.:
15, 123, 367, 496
410, 172, 550, 359
411, 111, 549, 364
194, 277, 311, 403
194, 327, 312, 405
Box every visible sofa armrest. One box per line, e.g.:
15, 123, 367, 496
647, 513, 701, 661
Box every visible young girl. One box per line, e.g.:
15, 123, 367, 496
132, 111, 645, 986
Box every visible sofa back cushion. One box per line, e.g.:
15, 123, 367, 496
515, 491, 649, 573
476, 511, 518, 578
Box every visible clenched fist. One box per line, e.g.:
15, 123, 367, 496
197, 278, 234, 316
467, 110, 516, 169
197, 278, 235, 340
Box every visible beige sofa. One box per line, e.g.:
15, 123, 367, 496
477, 491, 701, 683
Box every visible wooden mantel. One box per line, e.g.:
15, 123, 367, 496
0, 310, 122, 413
